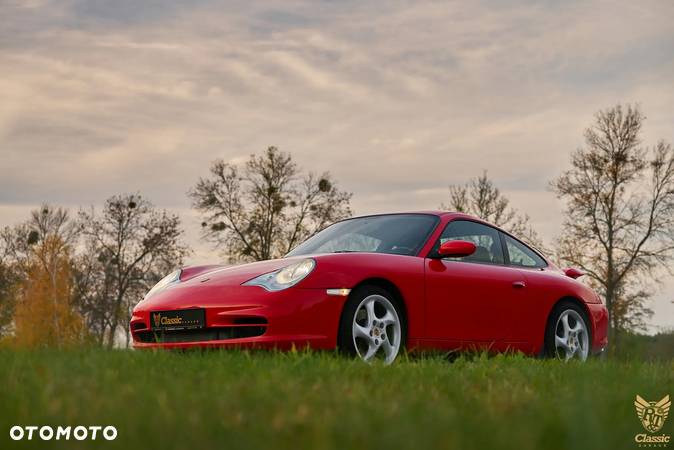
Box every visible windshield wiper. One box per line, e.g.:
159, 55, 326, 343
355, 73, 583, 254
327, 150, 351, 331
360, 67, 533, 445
332, 250, 359, 253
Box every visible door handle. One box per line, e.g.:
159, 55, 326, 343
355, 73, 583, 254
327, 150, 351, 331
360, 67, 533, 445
512, 281, 526, 289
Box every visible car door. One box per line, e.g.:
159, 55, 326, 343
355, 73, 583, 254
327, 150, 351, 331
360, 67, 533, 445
499, 232, 550, 345
424, 220, 528, 343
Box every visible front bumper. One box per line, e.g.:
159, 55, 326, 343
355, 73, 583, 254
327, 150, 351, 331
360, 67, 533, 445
130, 287, 347, 350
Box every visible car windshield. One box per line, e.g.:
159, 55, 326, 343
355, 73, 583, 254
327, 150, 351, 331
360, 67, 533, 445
286, 214, 439, 257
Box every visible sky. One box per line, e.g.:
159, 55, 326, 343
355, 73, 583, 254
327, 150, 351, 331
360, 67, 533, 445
1, 0, 673, 330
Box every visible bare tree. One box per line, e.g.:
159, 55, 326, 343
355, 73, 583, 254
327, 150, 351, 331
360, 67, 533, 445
190, 146, 352, 262
441, 171, 544, 250
79, 194, 190, 347
2, 206, 78, 274
552, 104, 674, 346
71, 246, 117, 346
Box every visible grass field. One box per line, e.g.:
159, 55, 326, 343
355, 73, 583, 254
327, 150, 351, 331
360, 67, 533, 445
1, 349, 672, 450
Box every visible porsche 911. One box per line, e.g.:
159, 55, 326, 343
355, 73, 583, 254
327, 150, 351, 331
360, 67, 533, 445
131, 212, 609, 363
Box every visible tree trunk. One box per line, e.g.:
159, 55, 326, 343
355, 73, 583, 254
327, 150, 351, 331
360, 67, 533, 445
107, 323, 116, 348
124, 311, 130, 348
605, 284, 615, 356
107, 290, 126, 348
97, 316, 106, 347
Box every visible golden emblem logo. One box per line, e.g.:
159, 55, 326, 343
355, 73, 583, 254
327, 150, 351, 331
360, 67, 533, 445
634, 395, 671, 447
153, 313, 161, 328
636, 395, 671, 433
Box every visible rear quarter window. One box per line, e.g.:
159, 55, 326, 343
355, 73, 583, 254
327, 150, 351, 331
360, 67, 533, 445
503, 234, 546, 268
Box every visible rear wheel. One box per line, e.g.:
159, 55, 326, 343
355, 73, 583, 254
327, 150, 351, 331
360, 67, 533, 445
545, 301, 591, 361
338, 286, 404, 364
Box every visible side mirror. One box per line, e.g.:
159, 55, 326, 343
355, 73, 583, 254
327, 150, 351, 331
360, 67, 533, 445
437, 240, 476, 258
564, 267, 584, 279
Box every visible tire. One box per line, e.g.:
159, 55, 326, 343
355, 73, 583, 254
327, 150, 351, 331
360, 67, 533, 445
338, 285, 405, 364
544, 300, 591, 361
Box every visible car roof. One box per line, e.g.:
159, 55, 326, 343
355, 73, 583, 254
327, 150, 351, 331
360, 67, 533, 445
345, 211, 509, 236
348, 210, 481, 221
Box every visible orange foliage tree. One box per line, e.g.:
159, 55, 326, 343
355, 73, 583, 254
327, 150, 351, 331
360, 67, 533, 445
13, 236, 85, 348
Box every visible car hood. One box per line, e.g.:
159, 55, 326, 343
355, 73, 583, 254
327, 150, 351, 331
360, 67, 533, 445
180, 256, 308, 287
136, 252, 422, 310
135, 256, 310, 311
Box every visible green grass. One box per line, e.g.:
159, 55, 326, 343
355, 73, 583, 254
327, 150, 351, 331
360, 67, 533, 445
0, 349, 672, 450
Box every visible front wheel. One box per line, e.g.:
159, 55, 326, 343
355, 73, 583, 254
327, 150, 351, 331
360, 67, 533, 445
544, 301, 591, 361
338, 286, 405, 364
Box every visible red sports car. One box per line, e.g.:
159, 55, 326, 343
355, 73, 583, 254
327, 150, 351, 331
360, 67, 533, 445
131, 212, 608, 363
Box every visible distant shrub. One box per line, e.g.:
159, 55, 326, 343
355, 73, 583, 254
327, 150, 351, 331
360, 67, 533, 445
614, 331, 674, 361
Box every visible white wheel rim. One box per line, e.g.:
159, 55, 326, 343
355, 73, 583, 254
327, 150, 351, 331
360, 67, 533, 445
554, 309, 589, 361
352, 294, 401, 364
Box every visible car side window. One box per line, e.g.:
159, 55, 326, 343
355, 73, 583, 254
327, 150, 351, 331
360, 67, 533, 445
435, 220, 504, 264
503, 234, 546, 268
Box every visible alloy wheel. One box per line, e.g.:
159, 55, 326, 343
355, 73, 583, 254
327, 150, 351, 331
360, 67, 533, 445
554, 309, 589, 361
352, 294, 402, 364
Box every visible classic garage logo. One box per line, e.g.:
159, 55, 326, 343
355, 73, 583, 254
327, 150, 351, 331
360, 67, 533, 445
634, 395, 671, 447
9, 425, 117, 441
153, 312, 182, 327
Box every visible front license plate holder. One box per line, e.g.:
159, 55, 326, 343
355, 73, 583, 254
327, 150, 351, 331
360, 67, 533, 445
150, 309, 205, 331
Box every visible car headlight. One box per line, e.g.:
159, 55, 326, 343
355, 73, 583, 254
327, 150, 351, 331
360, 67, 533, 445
142, 269, 182, 301
242, 258, 315, 291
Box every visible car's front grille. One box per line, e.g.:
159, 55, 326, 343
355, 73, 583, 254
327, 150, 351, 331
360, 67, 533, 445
135, 326, 266, 344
